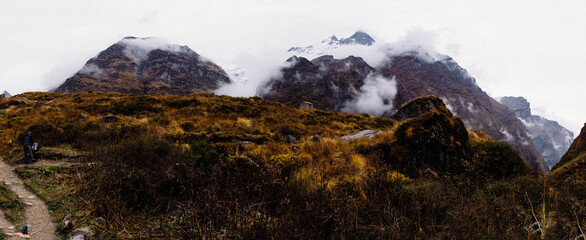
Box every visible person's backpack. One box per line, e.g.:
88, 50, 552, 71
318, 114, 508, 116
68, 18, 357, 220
32, 142, 39, 152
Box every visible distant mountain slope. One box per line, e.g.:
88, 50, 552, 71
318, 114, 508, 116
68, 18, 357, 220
499, 96, 574, 168
552, 123, 586, 171
262, 55, 378, 112
54, 37, 230, 95
379, 55, 548, 172
264, 41, 549, 172
547, 123, 586, 208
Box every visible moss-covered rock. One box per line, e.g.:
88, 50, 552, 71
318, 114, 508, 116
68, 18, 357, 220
386, 96, 469, 177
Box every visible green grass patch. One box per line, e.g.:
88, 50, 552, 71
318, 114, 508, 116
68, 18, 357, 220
16, 165, 96, 237
0, 182, 24, 224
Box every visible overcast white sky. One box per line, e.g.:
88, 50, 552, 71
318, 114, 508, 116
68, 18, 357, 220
1, 0, 585, 135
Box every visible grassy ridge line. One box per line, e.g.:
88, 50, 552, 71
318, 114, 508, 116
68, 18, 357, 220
0, 92, 583, 239
0, 92, 394, 163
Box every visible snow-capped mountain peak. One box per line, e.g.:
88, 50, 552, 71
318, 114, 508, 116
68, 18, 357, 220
339, 31, 375, 46
287, 31, 376, 59
227, 31, 377, 86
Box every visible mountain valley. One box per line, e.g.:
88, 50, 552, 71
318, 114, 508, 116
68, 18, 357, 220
0, 31, 583, 239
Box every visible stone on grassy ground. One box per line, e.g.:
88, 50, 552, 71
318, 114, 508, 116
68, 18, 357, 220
61, 215, 74, 232
341, 130, 379, 140
95, 217, 107, 226
68, 227, 94, 239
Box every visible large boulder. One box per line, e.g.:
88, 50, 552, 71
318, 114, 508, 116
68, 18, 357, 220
388, 96, 469, 178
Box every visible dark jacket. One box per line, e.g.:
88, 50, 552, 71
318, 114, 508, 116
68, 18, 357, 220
23, 134, 33, 146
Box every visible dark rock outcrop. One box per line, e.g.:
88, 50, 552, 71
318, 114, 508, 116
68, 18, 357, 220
499, 96, 574, 168
393, 96, 452, 121
389, 96, 469, 178
54, 37, 230, 95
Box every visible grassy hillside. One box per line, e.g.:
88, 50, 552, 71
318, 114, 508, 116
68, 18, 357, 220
0, 92, 583, 239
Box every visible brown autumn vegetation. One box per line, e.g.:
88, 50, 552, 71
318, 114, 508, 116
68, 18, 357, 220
0, 92, 584, 239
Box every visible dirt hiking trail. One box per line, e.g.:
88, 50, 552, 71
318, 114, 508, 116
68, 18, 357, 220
0, 156, 59, 240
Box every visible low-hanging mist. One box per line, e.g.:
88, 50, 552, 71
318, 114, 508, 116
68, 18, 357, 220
342, 74, 397, 116
214, 29, 441, 117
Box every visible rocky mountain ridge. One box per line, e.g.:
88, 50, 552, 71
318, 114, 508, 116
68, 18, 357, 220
264, 45, 549, 172
54, 37, 231, 95
380, 55, 548, 172
48, 32, 560, 173
499, 96, 574, 168
262, 55, 378, 112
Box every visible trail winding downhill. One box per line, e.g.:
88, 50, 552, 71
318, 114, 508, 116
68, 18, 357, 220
0, 156, 59, 240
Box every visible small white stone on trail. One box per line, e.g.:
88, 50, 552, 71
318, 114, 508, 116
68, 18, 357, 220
18, 196, 24, 199
27, 195, 35, 199
8, 226, 14, 230
5, 232, 14, 236
25, 202, 33, 206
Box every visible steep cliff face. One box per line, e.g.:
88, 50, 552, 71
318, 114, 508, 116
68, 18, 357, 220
499, 96, 574, 168
54, 37, 230, 95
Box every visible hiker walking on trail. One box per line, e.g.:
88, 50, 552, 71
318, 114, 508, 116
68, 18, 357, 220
22, 131, 34, 164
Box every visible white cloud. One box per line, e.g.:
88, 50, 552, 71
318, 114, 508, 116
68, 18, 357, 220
499, 128, 514, 142
78, 63, 104, 77
118, 37, 187, 65
384, 28, 442, 63
341, 74, 397, 116
214, 50, 290, 97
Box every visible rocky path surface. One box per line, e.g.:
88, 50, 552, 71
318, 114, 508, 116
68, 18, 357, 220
0, 156, 59, 240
